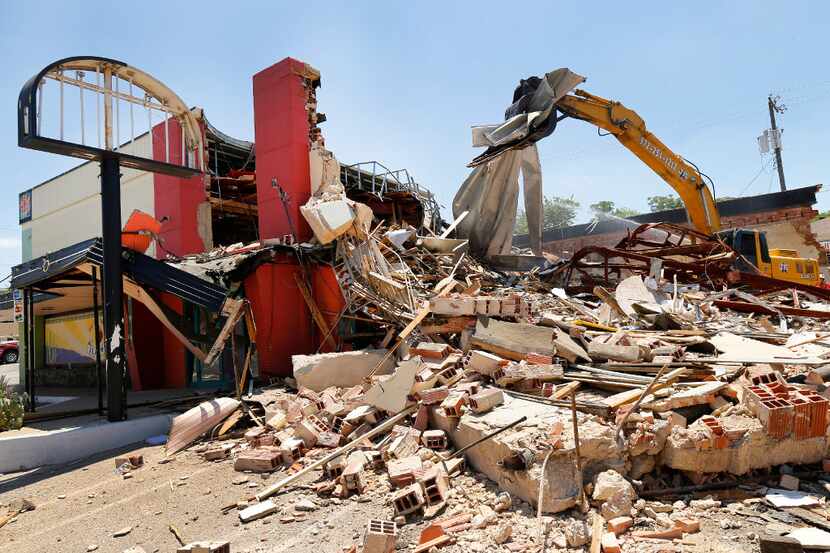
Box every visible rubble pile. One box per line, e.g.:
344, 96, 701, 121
161, 212, 830, 551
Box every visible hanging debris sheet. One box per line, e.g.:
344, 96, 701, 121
452, 68, 586, 258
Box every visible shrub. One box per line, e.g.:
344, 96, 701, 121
0, 375, 25, 431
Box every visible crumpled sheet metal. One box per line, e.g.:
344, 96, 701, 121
453, 145, 542, 257
453, 68, 585, 258
474, 68, 586, 149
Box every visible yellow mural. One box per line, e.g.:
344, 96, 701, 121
45, 311, 101, 365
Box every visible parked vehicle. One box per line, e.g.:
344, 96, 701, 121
0, 340, 19, 364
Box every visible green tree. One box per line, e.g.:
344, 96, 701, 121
515, 195, 580, 233
589, 201, 640, 218
647, 194, 683, 212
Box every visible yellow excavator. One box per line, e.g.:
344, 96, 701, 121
552, 88, 822, 286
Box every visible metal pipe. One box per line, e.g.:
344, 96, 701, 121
100, 156, 126, 421
78, 71, 85, 145
445, 416, 528, 460
23, 288, 34, 412
96, 67, 101, 148
59, 71, 64, 140
36, 81, 43, 135
92, 266, 103, 415
114, 76, 120, 150
129, 79, 135, 146
164, 107, 169, 163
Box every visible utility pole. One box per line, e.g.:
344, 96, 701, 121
768, 95, 787, 191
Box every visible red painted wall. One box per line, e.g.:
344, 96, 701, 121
312, 265, 345, 353
252, 57, 313, 243
147, 117, 202, 388
249, 57, 319, 376
131, 301, 165, 389
159, 293, 187, 388
244, 258, 312, 375
152, 118, 209, 259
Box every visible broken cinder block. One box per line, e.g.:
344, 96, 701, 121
280, 438, 305, 465
421, 429, 448, 450
363, 519, 397, 553
416, 386, 449, 405
411, 342, 452, 360
469, 388, 504, 414
234, 448, 282, 473
295, 415, 330, 448
466, 350, 505, 376
392, 483, 426, 516
176, 542, 230, 553
342, 458, 367, 493
387, 455, 423, 487
440, 391, 468, 418
418, 466, 449, 506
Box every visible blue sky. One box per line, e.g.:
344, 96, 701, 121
1, 1, 829, 280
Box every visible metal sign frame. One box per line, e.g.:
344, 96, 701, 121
17, 56, 203, 421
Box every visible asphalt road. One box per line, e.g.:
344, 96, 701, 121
0, 362, 19, 387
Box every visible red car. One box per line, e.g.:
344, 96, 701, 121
0, 340, 19, 364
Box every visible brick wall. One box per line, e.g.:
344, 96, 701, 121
542, 206, 821, 260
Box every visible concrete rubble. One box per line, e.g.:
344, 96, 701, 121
141, 204, 830, 551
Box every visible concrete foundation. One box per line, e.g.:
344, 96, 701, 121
0, 414, 172, 473
430, 395, 624, 513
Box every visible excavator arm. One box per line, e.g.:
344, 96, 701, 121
556, 89, 721, 235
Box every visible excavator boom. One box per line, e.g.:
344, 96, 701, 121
556, 90, 721, 235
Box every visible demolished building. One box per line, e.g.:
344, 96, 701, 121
6, 58, 830, 553
10, 57, 439, 418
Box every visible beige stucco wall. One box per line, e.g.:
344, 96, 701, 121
22, 133, 156, 261
811, 217, 830, 242
754, 220, 821, 260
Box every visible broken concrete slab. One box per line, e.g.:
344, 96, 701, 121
430, 393, 623, 513
470, 318, 556, 360
660, 412, 829, 474
301, 199, 358, 244
363, 357, 420, 413
553, 327, 591, 363
615, 276, 660, 317
710, 332, 824, 365
787, 527, 830, 551
292, 349, 394, 391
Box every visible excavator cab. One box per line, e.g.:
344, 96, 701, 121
715, 228, 771, 273
716, 228, 820, 286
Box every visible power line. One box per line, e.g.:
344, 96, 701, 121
738, 156, 773, 196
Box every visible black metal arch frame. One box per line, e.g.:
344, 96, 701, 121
18, 55, 200, 178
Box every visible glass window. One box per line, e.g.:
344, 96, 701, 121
757, 233, 772, 263
738, 232, 757, 258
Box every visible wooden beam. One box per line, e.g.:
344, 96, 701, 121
208, 197, 258, 216
293, 272, 338, 352
75, 264, 207, 362
203, 298, 246, 366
